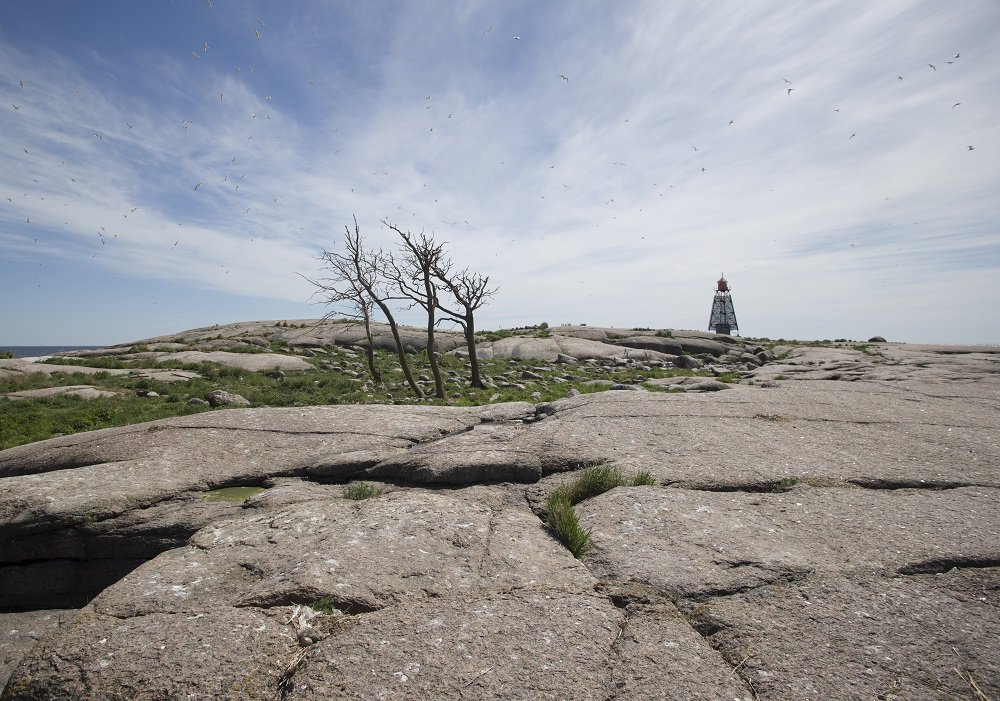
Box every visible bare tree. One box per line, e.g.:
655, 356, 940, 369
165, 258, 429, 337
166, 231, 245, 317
303, 217, 423, 398
432, 259, 498, 389
382, 221, 447, 399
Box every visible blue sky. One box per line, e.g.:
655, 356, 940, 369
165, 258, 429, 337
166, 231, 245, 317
1, 1, 997, 345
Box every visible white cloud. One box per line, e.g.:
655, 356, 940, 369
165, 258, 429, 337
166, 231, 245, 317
0, 0, 998, 344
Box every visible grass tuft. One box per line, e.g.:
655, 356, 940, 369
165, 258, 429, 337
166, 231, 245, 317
545, 496, 591, 559
342, 482, 383, 500
545, 464, 656, 560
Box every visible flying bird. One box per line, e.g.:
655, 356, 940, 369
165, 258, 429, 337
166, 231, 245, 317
898, 75, 903, 80
954, 53, 960, 58
783, 78, 791, 84
512, 35, 520, 40
728, 120, 734, 125
928, 63, 936, 71
255, 29, 262, 39
692, 146, 701, 151
194, 182, 202, 190
18, 80, 24, 88
203, 41, 209, 52
952, 102, 961, 108
191, 50, 200, 59
559, 74, 569, 81
787, 88, 794, 95
482, 25, 494, 34
11, 104, 19, 110
967, 145, 974, 150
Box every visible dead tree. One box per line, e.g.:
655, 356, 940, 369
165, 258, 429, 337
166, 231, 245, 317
432, 260, 497, 389
303, 217, 423, 398
382, 221, 447, 399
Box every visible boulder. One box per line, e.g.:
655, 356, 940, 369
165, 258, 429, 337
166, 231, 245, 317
206, 389, 251, 407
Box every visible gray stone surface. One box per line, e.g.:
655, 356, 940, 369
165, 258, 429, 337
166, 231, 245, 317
1, 338, 998, 699
0, 358, 200, 383
2, 385, 120, 401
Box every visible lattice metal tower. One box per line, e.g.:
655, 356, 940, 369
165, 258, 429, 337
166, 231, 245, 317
708, 274, 739, 335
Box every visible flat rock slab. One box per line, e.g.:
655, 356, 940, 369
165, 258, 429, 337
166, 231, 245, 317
149, 350, 313, 371
477, 335, 674, 362
284, 591, 750, 700
4, 608, 298, 701
0, 610, 74, 686
91, 487, 592, 618
2, 385, 119, 401
0, 359, 200, 383
0, 404, 533, 568
578, 485, 999, 599
696, 570, 1000, 700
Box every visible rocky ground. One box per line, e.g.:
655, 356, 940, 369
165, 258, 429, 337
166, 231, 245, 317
0, 325, 997, 699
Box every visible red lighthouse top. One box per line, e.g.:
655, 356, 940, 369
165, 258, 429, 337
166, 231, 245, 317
716, 274, 729, 292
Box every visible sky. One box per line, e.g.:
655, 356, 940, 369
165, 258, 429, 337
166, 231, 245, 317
1, 1, 998, 346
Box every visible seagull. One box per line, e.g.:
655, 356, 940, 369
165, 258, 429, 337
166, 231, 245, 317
952, 102, 961, 108
850, 133, 856, 139
203, 41, 209, 53
127, 122, 134, 128
967, 145, 974, 150
928, 63, 936, 71
559, 74, 569, 81
255, 29, 262, 39
220, 93, 224, 102
11, 104, 19, 110
787, 88, 794, 95
783, 78, 791, 84
512, 35, 520, 40
194, 182, 202, 190
482, 25, 494, 34
898, 75, 903, 80
692, 146, 701, 151
954, 53, 960, 58
191, 50, 200, 59
728, 120, 734, 125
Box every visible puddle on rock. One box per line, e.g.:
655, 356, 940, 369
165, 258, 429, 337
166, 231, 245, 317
201, 486, 267, 503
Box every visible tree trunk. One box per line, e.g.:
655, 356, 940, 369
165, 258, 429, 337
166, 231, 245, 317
360, 305, 381, 384
463, 312, 485, 389
424, 285, 446, 399
373, 299, 422, 398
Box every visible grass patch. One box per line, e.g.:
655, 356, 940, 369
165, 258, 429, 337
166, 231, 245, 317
545, 498, 591, 559
342, 482, 383, 500
545, 464, 656, 560
308, 597, 336, 614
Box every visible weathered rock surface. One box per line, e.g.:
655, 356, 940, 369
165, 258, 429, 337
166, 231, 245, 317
1, 385, 120, 401
1, 340, 998, 699
0, 359, 200, 383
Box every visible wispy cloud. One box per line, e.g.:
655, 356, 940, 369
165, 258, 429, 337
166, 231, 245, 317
0, 0, 997, 343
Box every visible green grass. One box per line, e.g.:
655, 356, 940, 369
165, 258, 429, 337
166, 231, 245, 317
342, 482, 383, 500
545, 464, 657, 559
1, 341, 734, 450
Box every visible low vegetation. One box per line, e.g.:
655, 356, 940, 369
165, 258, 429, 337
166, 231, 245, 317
545, 464, 656, 559
0, 342, 728, 450
342, 482, 383, 500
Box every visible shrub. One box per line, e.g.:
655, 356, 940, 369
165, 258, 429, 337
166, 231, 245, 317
342, 482, 383, 500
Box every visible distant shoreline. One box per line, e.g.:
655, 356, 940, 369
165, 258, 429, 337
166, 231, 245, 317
0, 346, 107, 359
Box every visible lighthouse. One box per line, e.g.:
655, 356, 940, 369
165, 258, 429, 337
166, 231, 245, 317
708, 274, 739, 335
